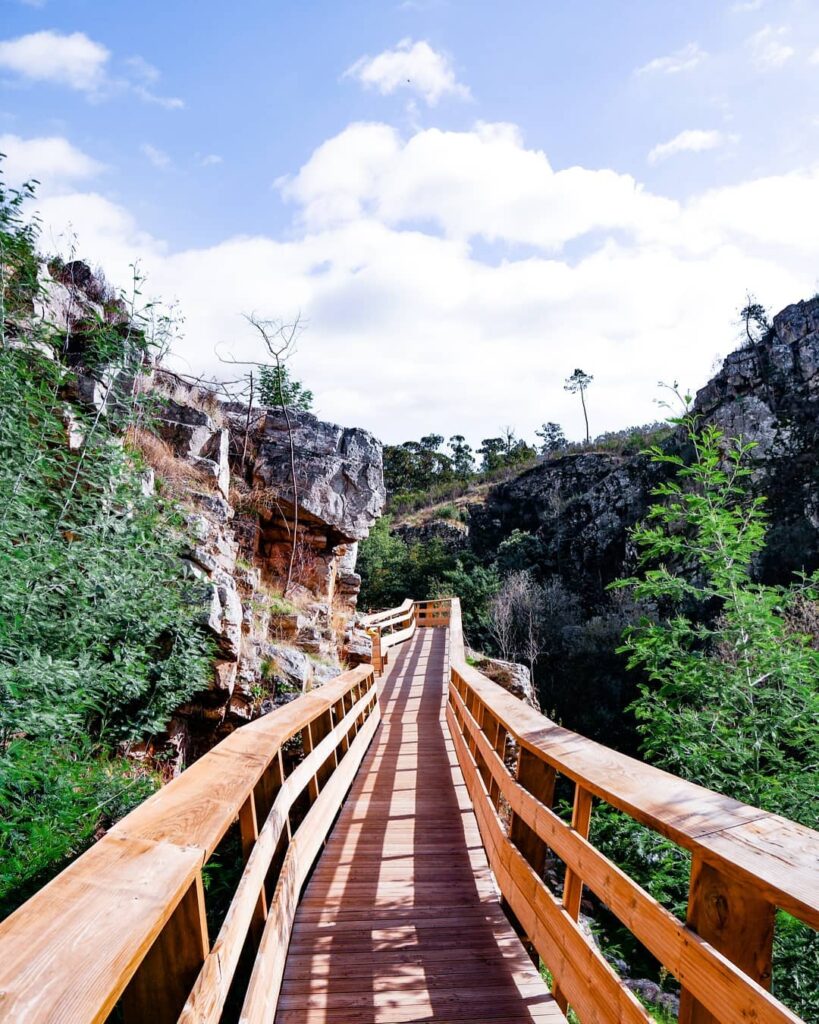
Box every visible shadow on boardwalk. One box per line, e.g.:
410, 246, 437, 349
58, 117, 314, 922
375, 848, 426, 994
276, 628, 564, 1023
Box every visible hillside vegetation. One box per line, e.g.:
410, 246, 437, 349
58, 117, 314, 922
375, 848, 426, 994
0, 177, 214, 914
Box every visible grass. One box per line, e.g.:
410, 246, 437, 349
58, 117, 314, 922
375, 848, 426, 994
125, 426, 216, 499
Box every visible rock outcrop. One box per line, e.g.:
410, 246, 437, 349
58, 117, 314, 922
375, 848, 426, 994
470, 296, 819, 606
32, 260, 386, 767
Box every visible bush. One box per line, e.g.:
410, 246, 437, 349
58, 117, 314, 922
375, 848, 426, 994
0, 169, 214, 917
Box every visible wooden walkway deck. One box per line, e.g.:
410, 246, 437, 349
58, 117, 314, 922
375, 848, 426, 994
276, 627, 564, 1024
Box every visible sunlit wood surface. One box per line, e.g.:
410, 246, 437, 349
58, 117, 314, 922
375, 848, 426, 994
276, 627, 563, 1023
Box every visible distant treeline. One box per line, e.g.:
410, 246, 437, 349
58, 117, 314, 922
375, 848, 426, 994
384, 422, 672, 508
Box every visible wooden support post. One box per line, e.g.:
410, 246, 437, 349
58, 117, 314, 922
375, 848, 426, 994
509, 748, 555, 878
678, 855, 775, 1024
122, 873, 209, 1024
239, 794, 268, 946
368, 628, 383, 675
507, 748, 556, 963
553, 785, 593, 1012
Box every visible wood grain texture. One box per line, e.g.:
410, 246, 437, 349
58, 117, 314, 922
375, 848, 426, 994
276, 627, 565, 1023
447, 598, 819, 931
449, 680, 804, 1024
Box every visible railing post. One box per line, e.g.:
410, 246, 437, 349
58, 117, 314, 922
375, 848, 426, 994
507, 747, 556, 961
368, 627, 383, 675
509, 747, 556, 878
122, 872, 209, 1024
678, 854, 775, 1024
239, 794, 269, 945
553, 785, 593, 1012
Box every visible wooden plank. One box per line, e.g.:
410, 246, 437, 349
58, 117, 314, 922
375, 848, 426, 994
0, 834, 201, 1024
122, 872, 209, 1024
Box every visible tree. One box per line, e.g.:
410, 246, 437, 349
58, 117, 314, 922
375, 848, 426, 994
487, 570, 547, 679
243, 315, 305, 594
536, 421, 566, 455
258, 364, 313, 411
564, 368, 593, 444
478, 437, 507, 472
609, 415, 819, 1013
612, 416, 819, 823
448, 435, 475, 479
738, 292, 770, 346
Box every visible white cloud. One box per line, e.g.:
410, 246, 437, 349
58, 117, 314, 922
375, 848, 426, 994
199, 153, 223, 166
24, 124, 819, 446
810, 47, 819, 64
747, 25, 795, 69
648, 129, 727, 164
0, 30, 109, 92
344, 38, 470, 105
635, 42, 707, 75
0, 133, 105, 190
0, 29, 183, 107
281, 121, 676, 249
140, 143, 171, 169
731, 0, 764, 11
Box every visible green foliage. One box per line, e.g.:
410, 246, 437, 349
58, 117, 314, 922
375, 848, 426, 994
606, 415, 819, 1014
258, 363, 313, 410
613, 418, 819, 824
357, 517, 499, 646
535, 421, 567, 455
0, 169, 213, 915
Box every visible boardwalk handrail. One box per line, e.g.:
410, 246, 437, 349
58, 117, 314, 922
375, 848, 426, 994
442, 596, 819, 1024
0, 664, 380, 1023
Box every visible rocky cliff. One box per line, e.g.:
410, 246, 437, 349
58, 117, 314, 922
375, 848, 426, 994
35, 260, 386, 767
470, 296, 819, 606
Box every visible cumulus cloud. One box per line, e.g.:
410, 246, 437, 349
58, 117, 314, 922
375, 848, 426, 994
648, 129, 727, 164
747, 25, 795, 69
23, 123, 819, 445
635, 42, 707, 75
0, 30, 109, 92
344, 38, 470, 105
0, 29, 183, 107
0, 133, 105, 191
280, 121, 676, 249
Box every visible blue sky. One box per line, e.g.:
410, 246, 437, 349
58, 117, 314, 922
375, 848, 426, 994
3, 0, 819, 444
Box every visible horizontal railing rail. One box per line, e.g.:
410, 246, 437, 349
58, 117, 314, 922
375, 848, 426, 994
0, 663, 380, 1024
442, 596, 819, 1024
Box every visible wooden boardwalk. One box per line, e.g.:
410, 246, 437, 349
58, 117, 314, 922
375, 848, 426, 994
276, 627, 564, 1023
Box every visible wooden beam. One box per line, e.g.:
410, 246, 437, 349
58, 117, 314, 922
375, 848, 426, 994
679, 855, 775, 1024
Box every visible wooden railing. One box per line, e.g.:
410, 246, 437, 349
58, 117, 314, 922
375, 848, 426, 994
0, 664, 380, 1023
360, 597, 416, 673
2, 595, 816, 1024
443, 596, 819, 1024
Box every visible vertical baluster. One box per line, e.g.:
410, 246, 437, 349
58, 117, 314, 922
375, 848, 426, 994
122, 872, 209, 1024
238, 793, 268, 946
678, 855, 774, 1024
553, 785, 593, 1012
509, 748, 555, 878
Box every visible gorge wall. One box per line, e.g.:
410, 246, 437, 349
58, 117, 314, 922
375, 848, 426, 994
37, 260, 386, 769
470, 295, 819, 603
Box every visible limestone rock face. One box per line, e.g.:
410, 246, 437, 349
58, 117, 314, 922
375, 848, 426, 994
252, 409, 385, 542
466, 650, 539, 709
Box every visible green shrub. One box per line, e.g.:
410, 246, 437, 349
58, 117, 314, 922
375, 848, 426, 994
0, 169, 214, 917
